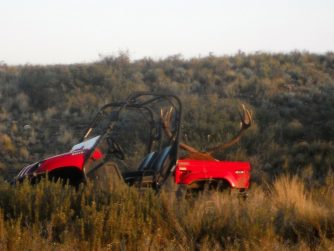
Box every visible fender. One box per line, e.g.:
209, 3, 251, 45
37, 151, 86, 174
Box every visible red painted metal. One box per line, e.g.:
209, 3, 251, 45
37, 151, 86, 173
36, 148, 104, 174
175, 159, 251, 189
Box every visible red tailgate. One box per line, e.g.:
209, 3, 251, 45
175, 159, 251, 189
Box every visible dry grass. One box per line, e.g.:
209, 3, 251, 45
0, 175, 334, 250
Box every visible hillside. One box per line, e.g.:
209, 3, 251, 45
1, 52, 333, 183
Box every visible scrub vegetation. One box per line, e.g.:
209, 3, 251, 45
1, 176, 334, 250
0, 51, 334, 249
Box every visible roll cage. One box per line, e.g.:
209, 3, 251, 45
81, 92, 182, 189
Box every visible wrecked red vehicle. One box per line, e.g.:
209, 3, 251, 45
14, 92, 251, 193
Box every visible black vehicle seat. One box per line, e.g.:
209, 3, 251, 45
122, 151, 158, 183
150, 146, 172, 173
137, 151, 158, 171
122, 147, 172, 186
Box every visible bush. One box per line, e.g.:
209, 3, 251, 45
0, 175, 333, 250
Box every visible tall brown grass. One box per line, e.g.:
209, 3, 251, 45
0, 175, 334, 250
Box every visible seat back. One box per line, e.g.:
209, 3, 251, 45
151, 146, 172, 173
137, 152, 158, 171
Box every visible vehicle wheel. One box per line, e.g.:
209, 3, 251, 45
238, 188, 248, 200
90, 161, 123, 186
202, 179, 230, 193
176, 184, 188, 199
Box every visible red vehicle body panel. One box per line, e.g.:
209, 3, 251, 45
37, 151, 86, 174
36, 149, 103, 174
175, 159, 251, 189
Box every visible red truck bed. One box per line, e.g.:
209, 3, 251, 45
175, 159, 251, 189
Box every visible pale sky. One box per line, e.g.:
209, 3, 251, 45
0, 0, 333, 65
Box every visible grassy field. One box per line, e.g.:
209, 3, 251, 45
0, 175, 334, 250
